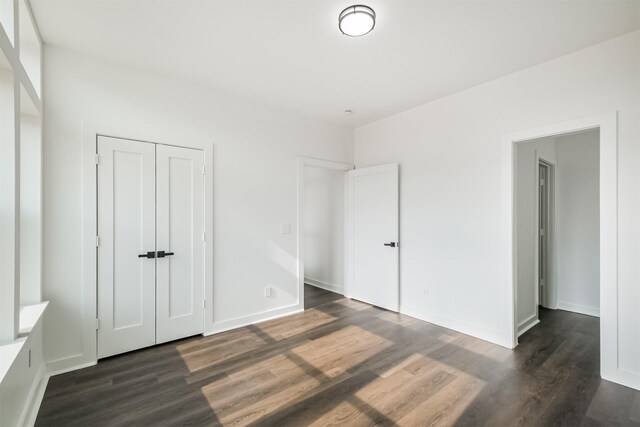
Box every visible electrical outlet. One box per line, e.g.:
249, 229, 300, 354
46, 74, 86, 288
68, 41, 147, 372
423, 289, 428, 297
264, 287, 272, 297
280, 223, 290, 234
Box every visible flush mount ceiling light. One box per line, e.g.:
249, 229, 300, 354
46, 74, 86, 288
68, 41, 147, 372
339, 5, 376, 37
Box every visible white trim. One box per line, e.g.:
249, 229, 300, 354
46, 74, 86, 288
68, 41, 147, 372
304, 277, 343, 294
517, 315, 540, 337
19, 364, 48, 427
503, 112, 621, 384
400, 305, 513, 348
46, 355, 96, 377
517, 312, 539, 328
534, 155, 557, 313
19, 301, 49, 335
206, 304, 303, 336
81, 122, 214, 368
615, 369, 640, 391
296, 156, 353, 310
557, 302, 600, 318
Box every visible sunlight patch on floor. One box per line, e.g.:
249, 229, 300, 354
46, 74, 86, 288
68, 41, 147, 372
307, 352, 486, 426
308, 401, 361, 426
201, 353, 323, 425
396, 372, 485, 426
335, 298, 371, 311
177, 328, 268, 372
253, 308, 337, 341
290, 325, 392, 378
198, 325, 392, 424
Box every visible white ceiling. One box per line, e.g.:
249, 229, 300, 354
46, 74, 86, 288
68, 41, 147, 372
30, 0, 640, 128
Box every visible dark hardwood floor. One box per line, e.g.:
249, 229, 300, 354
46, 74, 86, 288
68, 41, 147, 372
36, 286, 640, 426
304, 283, 344, 309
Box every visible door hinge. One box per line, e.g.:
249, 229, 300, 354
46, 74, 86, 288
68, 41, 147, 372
95, 318, 100, 330
202, 299, 206, 309
202, 233, 206, 242
96, 236, 100, 247
202, 165, 205, 175
95, 154, 100, 165
540, 178, 545, 186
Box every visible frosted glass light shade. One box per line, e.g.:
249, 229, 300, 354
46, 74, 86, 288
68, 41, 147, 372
339, 5, 376, 37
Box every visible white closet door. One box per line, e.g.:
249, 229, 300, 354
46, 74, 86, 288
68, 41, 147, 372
347, 163, 399, 311
97, 136, 156, 358
156, 144, 205, 343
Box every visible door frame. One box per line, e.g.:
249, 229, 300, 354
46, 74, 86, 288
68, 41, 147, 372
503, 112, 619, 384
534, 156, 556, 313
72, 123, 214, 372
296, 157, 353, 310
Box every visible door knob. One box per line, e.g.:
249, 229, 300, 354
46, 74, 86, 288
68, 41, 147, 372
383, 242, 397, 247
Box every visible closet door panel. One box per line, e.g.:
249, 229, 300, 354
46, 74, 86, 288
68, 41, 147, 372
156, 145, 204, 343
97, 136, 156, 358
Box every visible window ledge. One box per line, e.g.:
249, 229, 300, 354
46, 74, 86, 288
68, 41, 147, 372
19, 301, 49, 336
1, 301, 48, 384
0, 338, 27, 384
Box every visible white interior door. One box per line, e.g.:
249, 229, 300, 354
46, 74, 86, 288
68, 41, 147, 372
155, 145, 205, 343
346, 163, 399, 311
97, 136, 156, 358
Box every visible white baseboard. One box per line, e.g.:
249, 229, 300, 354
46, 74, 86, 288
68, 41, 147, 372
205, 304, 303, 336
47, 354, 96, 377
400, 305, 512, 348
20, 365, 49, 427
602, 366, 640, 392
304, 277, 343, 294
557, 302, 599, 317
615, 369, 640, 391
518, 316, 540, 337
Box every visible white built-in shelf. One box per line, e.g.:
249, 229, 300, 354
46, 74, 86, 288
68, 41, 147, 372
0, 301, 47, 384
18, 301, 48, 336
0, 337, 27, 383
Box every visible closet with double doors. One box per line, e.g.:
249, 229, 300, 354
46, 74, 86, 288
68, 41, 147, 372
97, 135, 205, 358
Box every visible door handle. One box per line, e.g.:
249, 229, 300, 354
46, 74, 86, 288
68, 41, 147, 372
138, 251, 156, 259
157, 251, 175, 258
383, 242, 397, 248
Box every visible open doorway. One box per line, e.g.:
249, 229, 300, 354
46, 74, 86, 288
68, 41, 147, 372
297, 157, 352, 310
506, 113, 622, 385
515, 128, 600, 337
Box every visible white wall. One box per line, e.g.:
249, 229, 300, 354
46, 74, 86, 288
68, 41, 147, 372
515, 136, 555, 332
303, 166, 345, 292
556, 130, 600, 316
43, 46, 352, 370
354, 31, 640, 387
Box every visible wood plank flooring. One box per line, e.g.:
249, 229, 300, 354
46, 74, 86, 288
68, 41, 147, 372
36, 285, 640, 426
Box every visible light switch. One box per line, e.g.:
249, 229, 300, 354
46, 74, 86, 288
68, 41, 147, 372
280, 223, 291, 234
